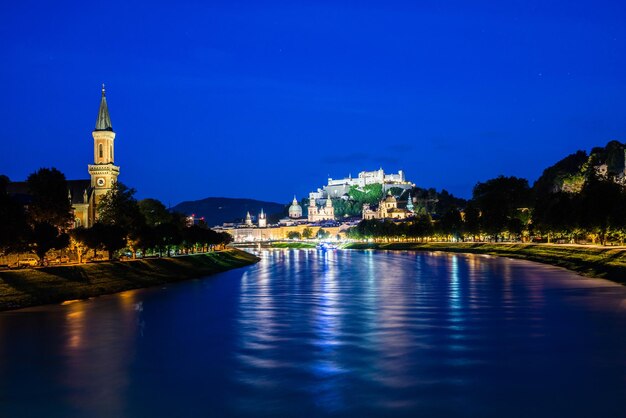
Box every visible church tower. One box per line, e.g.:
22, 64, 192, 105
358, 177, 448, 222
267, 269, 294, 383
308, 195, 318, 222
258, 209, 267, 228
88, 84, 120, 207
324, 196, 335, 219
406, 193, 414, 213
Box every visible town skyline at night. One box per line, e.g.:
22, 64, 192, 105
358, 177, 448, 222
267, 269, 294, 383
2, 3, 626, 416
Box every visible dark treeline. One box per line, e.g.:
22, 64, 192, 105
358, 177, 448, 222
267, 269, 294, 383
0, 168, 231, 264
348, 171, 626, 245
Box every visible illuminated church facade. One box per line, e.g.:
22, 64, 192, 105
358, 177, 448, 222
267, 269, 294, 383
307, 195, 335, 222
71, 85, 120, 228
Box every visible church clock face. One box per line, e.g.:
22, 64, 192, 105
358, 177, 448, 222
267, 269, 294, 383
96, 178, 105, 187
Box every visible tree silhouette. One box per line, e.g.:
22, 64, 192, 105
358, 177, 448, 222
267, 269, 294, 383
26, 168, 73, 228
98, 182, 145, 233
30, 222, 69, 264
0, 175, 29, 254
472, 176, 531, 241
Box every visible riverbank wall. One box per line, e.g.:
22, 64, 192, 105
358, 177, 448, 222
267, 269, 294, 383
0, 248, 259, 312
343, 242, 626, 285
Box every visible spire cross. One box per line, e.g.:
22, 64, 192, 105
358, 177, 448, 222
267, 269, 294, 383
101, 83, 106, 96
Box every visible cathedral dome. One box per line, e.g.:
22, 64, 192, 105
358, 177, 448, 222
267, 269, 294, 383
289, 196, 303, 218
384, 194, 397, 203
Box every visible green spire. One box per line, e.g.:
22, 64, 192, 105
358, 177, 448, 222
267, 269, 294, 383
407, 193, 414, 212
95, 84, 113, 131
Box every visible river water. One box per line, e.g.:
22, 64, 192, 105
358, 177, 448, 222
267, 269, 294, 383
0, 249, 625, 417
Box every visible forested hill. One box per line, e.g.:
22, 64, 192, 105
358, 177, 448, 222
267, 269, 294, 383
171, 197, 286, 227
534, 140, 626, 195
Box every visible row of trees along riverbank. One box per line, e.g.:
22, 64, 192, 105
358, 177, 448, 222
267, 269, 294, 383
0, 249, 259, 311
347, 174, 626, 246
0, 168, 232, 266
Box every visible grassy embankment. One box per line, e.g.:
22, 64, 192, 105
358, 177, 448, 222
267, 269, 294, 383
0, 248, 259, 311
269, 242, 317, 249
344, 242, 626, 285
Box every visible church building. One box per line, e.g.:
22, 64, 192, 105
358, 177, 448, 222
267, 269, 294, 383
288, 196, 303, 219
8, 86, 120, 229
72, 85, 120, 227
258, 209, 267, 228
362, 192, 413, 220
307, 195, 335, 222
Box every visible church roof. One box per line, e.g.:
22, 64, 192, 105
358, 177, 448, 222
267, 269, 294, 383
67, 179, 92, 204
289, 200, 302, 210
7, 179, 92, 205
95, 84, 113, 131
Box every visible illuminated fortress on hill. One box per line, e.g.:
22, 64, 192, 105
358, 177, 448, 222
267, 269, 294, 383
309, 168, 414, 201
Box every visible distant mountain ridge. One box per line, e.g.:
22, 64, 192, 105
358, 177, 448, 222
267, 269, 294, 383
171, 197, 286, 227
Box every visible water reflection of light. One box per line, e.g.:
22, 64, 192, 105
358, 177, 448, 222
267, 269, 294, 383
237, 248, 349, 413
236, 250, 279, 368
445, 254, 470, 377
65, 308, 85, 350
367, 250, 375, 283
309, 246, 345, 412
364, 250, 377, 322
61, 293, 138, 416
61, 299, 81, 305
450, 255, 461, 311
373, 253, 415, 390
502, 262, 513, 306
465, 255, 479, 310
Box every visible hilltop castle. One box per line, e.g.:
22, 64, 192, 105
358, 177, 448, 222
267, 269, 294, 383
303, 168, 415, 222
309, 168, 414, 201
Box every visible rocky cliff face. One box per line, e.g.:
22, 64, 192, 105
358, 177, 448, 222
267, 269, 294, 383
534, 140, 626, 196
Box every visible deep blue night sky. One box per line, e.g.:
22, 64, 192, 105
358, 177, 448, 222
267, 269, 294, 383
1, 1, 625, 206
